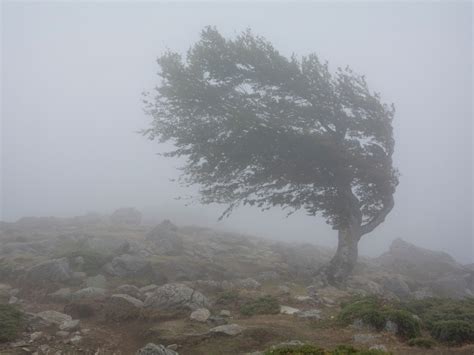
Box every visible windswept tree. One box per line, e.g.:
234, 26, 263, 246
143, 27, 399, 283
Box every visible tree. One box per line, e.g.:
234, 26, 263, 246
143, 27, 399, 283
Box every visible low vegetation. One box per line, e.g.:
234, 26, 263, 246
0, 304, 24, 343
240, 295, 280, 316
264, 344, 389, 355
338, 296, 474, 345
58, 248, 112, 276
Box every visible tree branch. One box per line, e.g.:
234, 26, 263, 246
359, 194, 394, 237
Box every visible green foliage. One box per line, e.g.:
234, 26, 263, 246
338, 296, 386, 330
407, 337, 436, 349
144, 27, 398, 231
264, 344, 389, 355
430, 320, 474, 345
0, 304, 24, 343
385, 310, 420, 339
240, 295, 280, 316
339, 297, 420, 339
401, 297, 474, 330
215, 290, 240, 306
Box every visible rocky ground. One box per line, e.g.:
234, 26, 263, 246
0, 208, 473, 354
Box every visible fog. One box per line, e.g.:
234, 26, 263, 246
1, 2, 472, 262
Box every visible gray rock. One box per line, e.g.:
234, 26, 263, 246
382, 275, 411, 300
49, 288, 72, 302
209, 323, 244, 336
430, 274, 472, 299
353, 333, 380, 344
146, 220, 183, 256
36, 310, 72, 326
26, 258, 73, 283
190, 308, 210, 322
413, 288, 434, 300
56, 331, 70, 338
219, 310, 231, 317
140, 284, 159, 293
295, 309, 321, 320
280, 306, 299, 315
105, 294, 144, 320
85, 274, 107, 289
207, 315, 228, 326
116, 284, 144, 300
110, 207, 142, 225
9, 296, 18, 304
71, 287, 107, 301
277, 285, 291, 295
369, 345, 388, 352
136, 343, 178, 355
105, 254, 152, 277
144, 283, 210, 311
60, 319, 80, 331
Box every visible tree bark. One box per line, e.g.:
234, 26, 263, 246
320, 227, 361, 285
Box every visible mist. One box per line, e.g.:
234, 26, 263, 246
2, 1, 472, 263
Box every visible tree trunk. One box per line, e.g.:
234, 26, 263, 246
322, 227, 360, 284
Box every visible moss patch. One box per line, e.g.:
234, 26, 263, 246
0, 304, 24, 343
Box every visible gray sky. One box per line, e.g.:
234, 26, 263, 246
1, 1, 473, 262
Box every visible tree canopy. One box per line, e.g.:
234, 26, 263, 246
144, 27, 398, 236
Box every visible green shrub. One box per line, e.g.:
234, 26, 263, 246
338, 296, 386, 330
430, 320, 474, 345
0, 304, 24, 343
407, 337, 436, 349
385, 310, 420, 339
264, 344, 389, 355
240, 295, 280, 316
401, 298, 474, 329
215, 290, 240, 305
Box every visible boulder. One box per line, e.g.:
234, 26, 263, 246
26, 258, 73, 283
144, 283, 209, 311
381, 275, 411, 300
85, 274, 107, 289
36, 310, 72, 326
190, 308, 210, 322
59, 319, 80, 331
64, 300, 102, 319
110, 207, 142, 226
209, 323, 244, 336
105, 294, 144, 320
104, 254, 152, 277
146, 220, 183, 255
71, 287, 107, 301
136, 343, 178, 355
116, 284, 144, 300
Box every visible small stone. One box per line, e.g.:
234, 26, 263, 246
280, 306, 300, 315
209, 323, 244, 336
136, 343, 178, 355
30, 332, 43, 342
219, 310, 231, 317
190, 308, 210, 322
36, 310, 72, 325
369, 344, 388, 351
295, 309, 321, 320
167, 344, 178, 351
69, 335, 82, 344
353, 333, 380, 344
294, 295, 312, 302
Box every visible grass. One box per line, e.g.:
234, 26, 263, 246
407, 337, 436, 349
0, 304, 24, 343
264, 344, 389, 354
429, 320, 474, 345
57, 247, 112, 276
240, 295, 280, 316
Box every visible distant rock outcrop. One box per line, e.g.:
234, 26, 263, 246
146, 220, 183, 255
110, 207, 142, 226
143, 283, 210, 311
